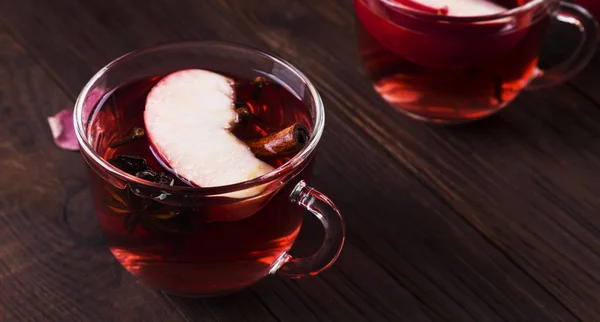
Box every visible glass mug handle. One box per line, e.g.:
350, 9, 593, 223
527, 1, 599, 89
269, 180, 346, 278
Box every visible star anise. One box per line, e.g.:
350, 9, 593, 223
106, 155, 193, 235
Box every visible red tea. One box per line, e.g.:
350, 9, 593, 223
354, 0, 550, 122
575, 0, 600, 20
86, 73, 312, 295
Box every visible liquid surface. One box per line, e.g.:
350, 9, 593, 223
90, 74, 311, 178
85, 72, 312, 295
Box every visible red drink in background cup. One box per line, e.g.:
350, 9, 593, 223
74, 42, 345, 296
575, 0, 600, 19
354, 0, 599, 123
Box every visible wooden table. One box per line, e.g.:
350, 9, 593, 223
1, 1, 600, 321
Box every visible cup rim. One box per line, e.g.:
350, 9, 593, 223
74, 40, 324, 195
376, 0, 554, 22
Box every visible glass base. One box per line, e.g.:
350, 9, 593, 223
161, 286, 247, 298
387, 102, 509, 125
397, 109, 497, 125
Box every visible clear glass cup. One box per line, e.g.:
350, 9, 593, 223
73, 41, 346, 297
354, 0, 599, 124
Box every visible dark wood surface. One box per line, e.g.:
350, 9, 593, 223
1, 0, 600, 321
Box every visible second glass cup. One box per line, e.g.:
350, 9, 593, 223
354, 0, 599, 124
74, 41, 346, 297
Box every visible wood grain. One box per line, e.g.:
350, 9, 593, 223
0, 26, 207, 322
1, 0, 600, 321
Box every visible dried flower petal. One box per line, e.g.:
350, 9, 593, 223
47, 109, 79, 151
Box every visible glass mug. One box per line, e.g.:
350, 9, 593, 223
73, 42, 346, 296
354, 0, 599, 124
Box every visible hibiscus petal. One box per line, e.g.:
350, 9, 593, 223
47, 109, 80, 151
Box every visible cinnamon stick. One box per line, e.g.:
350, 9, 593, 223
245, 123, 310, 158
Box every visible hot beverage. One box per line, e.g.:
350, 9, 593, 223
75, 42, 345, 297
575, 0, 600, 19
354, 0, 598, 123
86, 70, 313, 295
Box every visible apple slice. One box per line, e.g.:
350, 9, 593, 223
390, 0, 513, 36
392, 0, 505, 16
392, 0, 449, 14
144, 69, 275, 199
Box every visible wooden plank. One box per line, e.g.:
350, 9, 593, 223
259, 1, 600, 319
0, 26, 218, 322
0, 0, 595, 320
